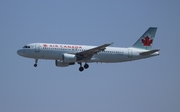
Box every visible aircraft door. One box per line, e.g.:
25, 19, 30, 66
35, 44, 40, 52
128, 49, 132, 58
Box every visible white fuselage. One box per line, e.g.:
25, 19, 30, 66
17, 43, 159, 63
17, 27, 159, 71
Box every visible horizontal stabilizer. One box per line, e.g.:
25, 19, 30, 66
140, 49, 159, 56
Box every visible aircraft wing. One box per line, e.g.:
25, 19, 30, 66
76, 42, 113, 60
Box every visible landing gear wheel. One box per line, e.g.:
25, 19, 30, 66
84, 63, 89, 69
34, 59, 38, 67
79, 67, 84, 72
34, 63, 37, 67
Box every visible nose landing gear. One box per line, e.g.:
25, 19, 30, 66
34, 59, 38, 67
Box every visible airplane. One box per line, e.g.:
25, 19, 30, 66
17, 27, 160, 72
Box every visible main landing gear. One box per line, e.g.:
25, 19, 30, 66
34, 59, 38, 67
78, 62, 89, 72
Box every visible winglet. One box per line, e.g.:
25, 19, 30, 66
109, 42, 114, 46
104, 42, 114, 47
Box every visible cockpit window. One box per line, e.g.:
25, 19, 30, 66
23, 46, 30, 48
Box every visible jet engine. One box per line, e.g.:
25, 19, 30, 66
55, 60, 75, 67
55, 53, 77, 67
62, 53, 77, 63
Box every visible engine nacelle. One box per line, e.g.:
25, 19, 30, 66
63, 53, 77, 63
55, 60, 69, 67
55, 60, 75, 67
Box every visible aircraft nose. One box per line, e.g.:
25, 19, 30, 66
17, 49, 25, 56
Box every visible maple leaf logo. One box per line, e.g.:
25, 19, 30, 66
43, 44, 47, 47
141, 36, 153, 46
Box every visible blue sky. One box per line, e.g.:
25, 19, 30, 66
0, 0, 180, 112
